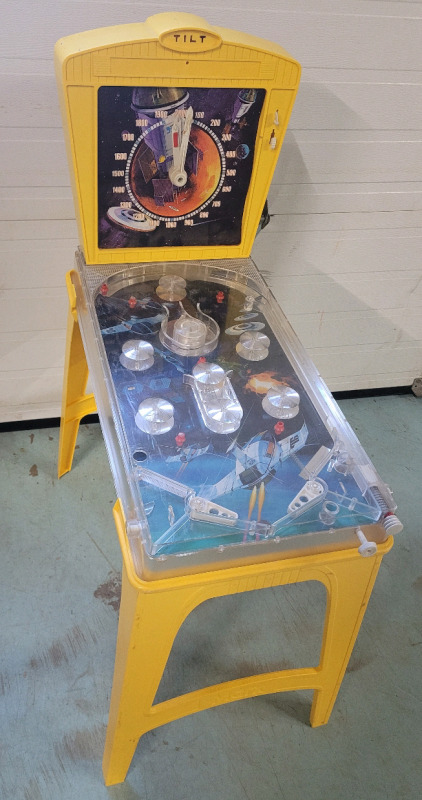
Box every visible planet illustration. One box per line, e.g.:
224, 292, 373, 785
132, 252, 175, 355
129, 124, 222, 219
225, 322, 265, 335
236, 143, 250, 159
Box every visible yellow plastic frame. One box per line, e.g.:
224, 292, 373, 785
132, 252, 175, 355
55, 12, 300, 265
55, 17, 397, 786
103, 498, 393, 784
57, 276, 394, 784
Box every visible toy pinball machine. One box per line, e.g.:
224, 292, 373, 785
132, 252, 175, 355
55, 12, 402, 579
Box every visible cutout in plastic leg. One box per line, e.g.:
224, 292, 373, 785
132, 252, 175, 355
104, 500, 393, 782
310, 554, 384, 726
58, 298, 97, 477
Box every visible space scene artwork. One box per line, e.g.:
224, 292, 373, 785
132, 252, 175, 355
94, 268, 384, 556
98, 86, 266, 249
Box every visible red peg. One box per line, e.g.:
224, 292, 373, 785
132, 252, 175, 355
197, 356, 206, 364
274, 421, 285, 435
216, 290, 225, 304
100, 283, 108, 296
175, 432, 186, 447
128, 296, 137, 309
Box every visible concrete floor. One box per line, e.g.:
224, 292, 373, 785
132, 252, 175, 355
1, 394, 421, 800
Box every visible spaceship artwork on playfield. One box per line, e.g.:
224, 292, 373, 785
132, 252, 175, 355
92, 269, 400, 558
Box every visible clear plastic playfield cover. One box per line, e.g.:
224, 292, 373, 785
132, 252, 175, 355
75, 251, 397, 573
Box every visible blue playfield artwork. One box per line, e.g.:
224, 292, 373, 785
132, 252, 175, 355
95, 271, 381, 556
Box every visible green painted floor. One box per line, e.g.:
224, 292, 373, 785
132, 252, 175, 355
1, 394, 421, 800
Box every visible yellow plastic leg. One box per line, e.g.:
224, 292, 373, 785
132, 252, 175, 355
58, 271, 97, 478
309, 552, 383, 726
103, 499, 393, 785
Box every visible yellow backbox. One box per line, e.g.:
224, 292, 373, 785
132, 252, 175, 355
55, 12, 300, 265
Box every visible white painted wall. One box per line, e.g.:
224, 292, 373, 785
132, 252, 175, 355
1, 1, 421, 421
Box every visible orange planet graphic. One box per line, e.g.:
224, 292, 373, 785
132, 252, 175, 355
129, 124, 222, 219
244, 372, 290, 395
